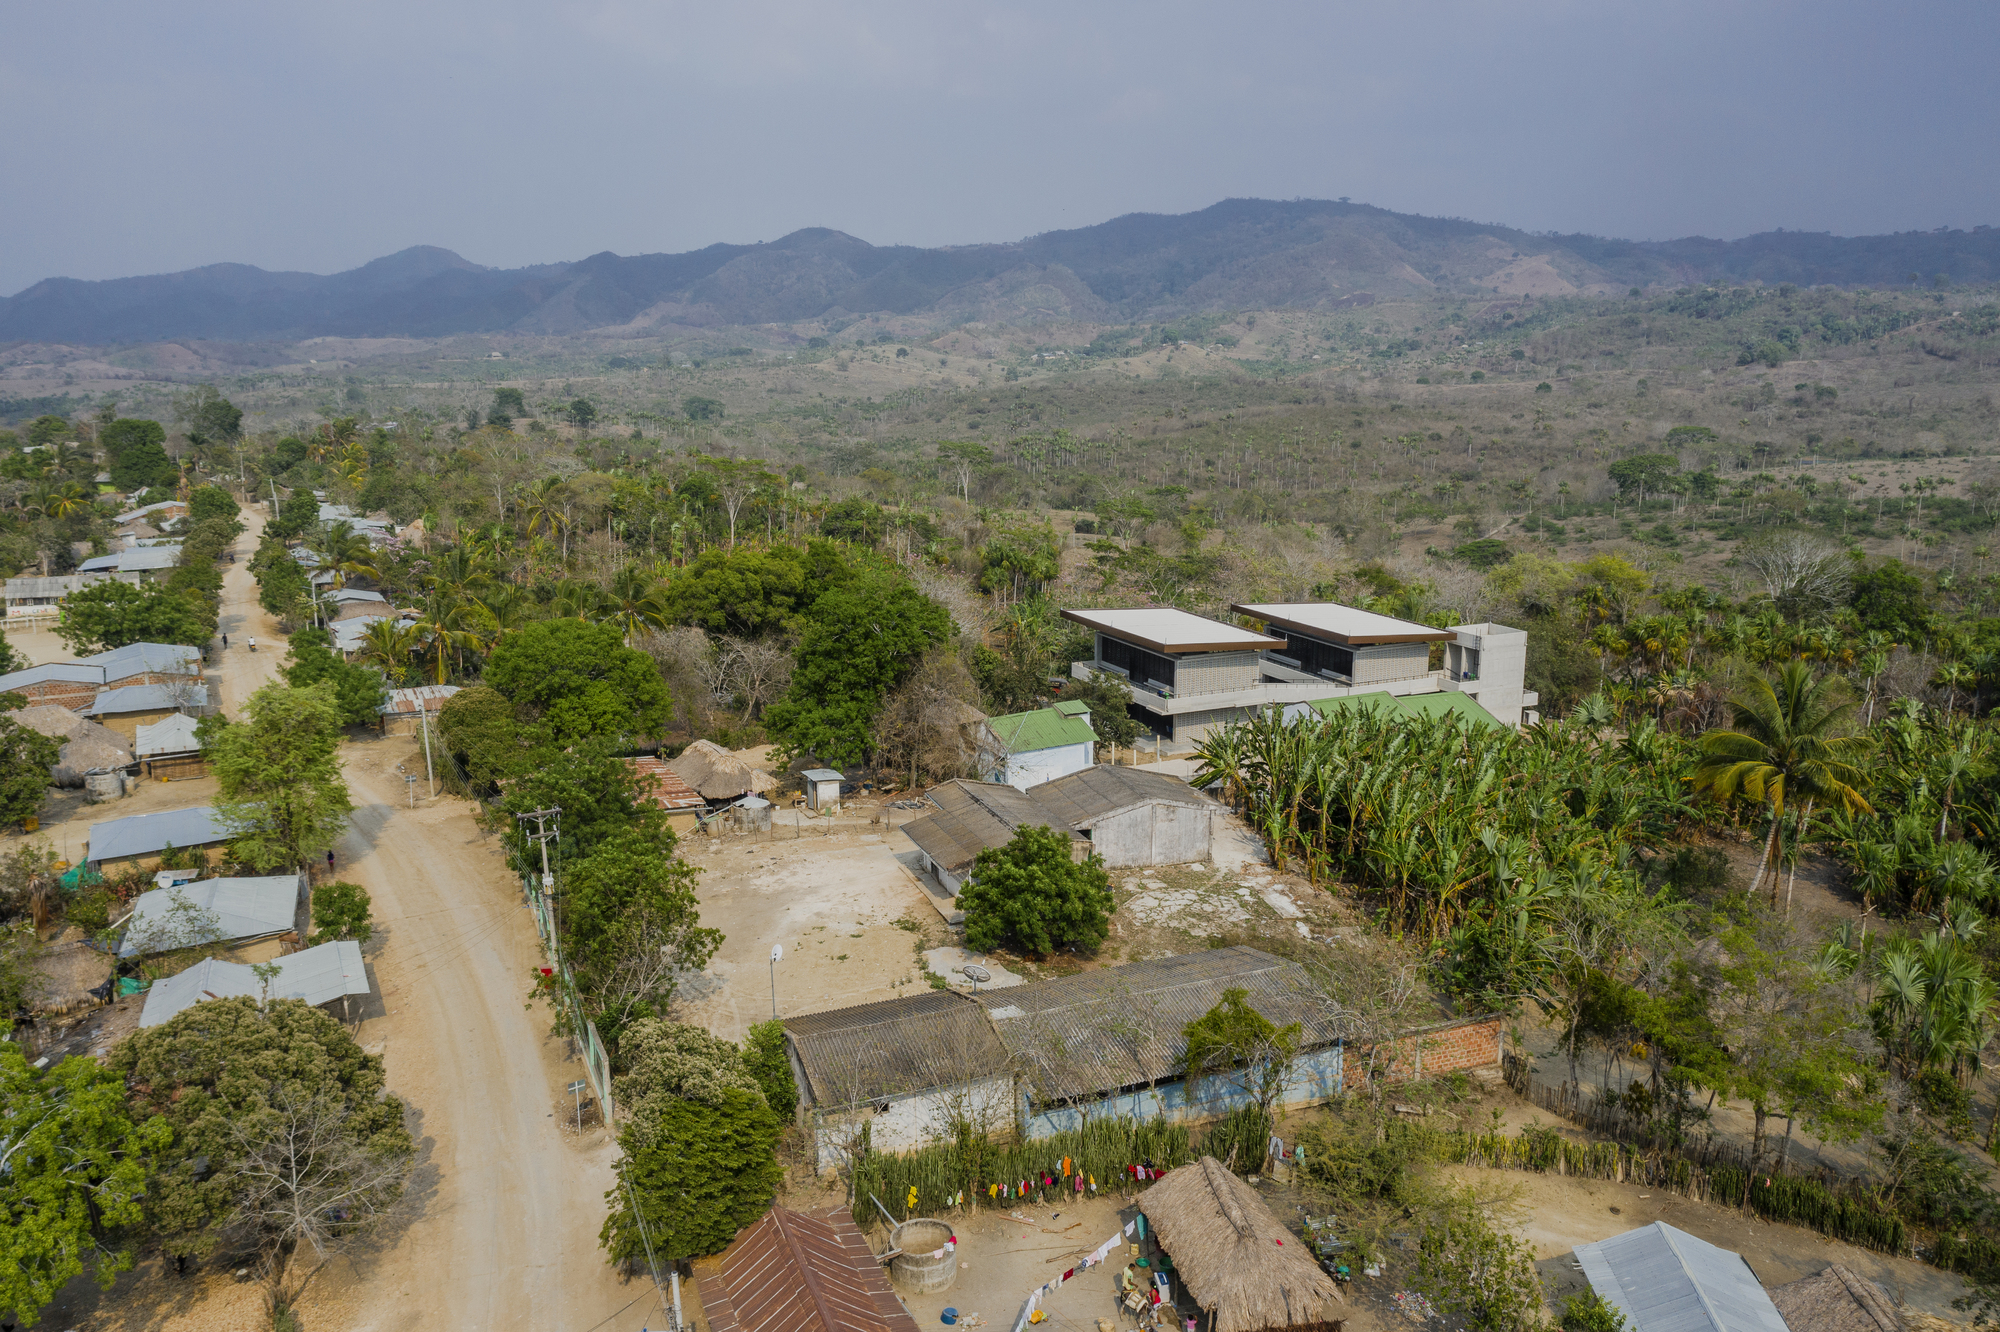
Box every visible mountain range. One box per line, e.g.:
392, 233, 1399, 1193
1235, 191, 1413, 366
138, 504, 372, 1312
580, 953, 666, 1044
4, 198, 1997, 344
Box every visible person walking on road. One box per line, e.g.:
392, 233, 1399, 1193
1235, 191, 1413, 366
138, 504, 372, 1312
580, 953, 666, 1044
327, 849, 336, 874
221, 633, 228, 649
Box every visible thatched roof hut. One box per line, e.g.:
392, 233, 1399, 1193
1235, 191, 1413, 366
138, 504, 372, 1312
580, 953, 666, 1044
1142, 1157, 1343, 1332
27, 938, 114, 1015
668, 739, 778, 800
52, 720, 136, 787
13, 704, 88, 741
1770, 1266, 1901, 1332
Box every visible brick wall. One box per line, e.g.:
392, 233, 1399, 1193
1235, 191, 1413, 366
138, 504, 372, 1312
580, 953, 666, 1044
1341, 1012, 1504, 1089
14, 679, 98, 711
100, 668, 201, 690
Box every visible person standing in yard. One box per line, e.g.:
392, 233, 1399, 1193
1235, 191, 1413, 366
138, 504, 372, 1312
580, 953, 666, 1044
327, 849, 336, 874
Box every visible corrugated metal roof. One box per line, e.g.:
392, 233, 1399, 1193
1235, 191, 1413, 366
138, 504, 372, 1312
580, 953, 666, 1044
0, 662, 106, 690
1575, 1223, 1789, 1332
84, 641, 202, 678
135, 712, 202, 757
329, 587, 387, 603
4, 573, 120, 600
118, 874, 305, 957
92, 682, 208, 714
785, 990, 1009, 1109
77, 554, 121, 573
88, 805, 231, 863
1233, 601, 1451, 646
331, 614, 396, 653
1059, 608, 1283, 654
987, 706, 1096, 755
800, 768, 844, 782
378, 684, 460, 715
621, 756, 706, 811
900, 779, 1082, 874
114, 500, 186, 523
139, 940, 369, 1027
974, 946, 1346, 1100
693, 1205, 919, 1332
1029, 765, 1217, 829
114, 546, 182, 572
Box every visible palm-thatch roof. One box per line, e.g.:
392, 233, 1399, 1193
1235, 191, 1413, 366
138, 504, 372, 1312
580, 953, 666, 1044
1141, 1157, 1342, 1332
53, 721, 135, 787
13, 704, 89, 741
1770, 1266, 1900, 1332
26, 938, 114, 1015
669, 739, 777, 799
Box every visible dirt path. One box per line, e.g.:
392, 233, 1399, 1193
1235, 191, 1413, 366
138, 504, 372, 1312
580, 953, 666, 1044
206, 498, 289, 712
294, 739, 654, 1332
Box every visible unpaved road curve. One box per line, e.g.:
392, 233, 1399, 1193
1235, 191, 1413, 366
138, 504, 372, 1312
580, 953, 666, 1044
208, 499, 289, 711
300, 741, 656, 1332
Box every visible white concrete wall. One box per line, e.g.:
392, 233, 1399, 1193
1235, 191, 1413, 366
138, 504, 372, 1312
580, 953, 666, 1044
1088, 803, 1215, 866
1173, 651, 1263, 697
1350, 642, 1433, 683
993, 740, 1093, 792
1449, 622, 1530, 726
812, 1075, 1015, 1169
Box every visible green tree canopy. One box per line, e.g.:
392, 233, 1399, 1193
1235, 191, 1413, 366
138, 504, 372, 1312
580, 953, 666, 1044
104, 418, 178, 491
436, 683, 529, 790
599, 1020, 782, 1264
0, 697, 60, 828
308, 879, 373, 946
484, 618, 672, 745
682, 395, 724, 421
1849, 558, 1932, 641
25, 415, 72, 447
106, 998, 410, 1260
281, 629, 389, 727
491, 387, 527, 423
1607, 453, 1680, 499
1180, 986, 1302, 1116
497, 744, 665, 869
171, 385, 243, 445
208, 681, 355, 872
660, 545, 811, 637
958, 824, 1114, 957
55, 580, 209, 654
764, 569, 952, 767
0, 1048, 170, 1327
187, 484, 240, 524
559, 827, 721, 1051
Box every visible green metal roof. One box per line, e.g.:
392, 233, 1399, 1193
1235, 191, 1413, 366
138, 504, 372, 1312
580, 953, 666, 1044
1053, 699, 1091, 717
1306, 689, 1503, 728
988, 706, 1097, 754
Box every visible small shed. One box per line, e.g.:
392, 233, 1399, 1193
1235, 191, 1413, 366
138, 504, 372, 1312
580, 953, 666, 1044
140, 939, 370, 1027
135, 712, 205, 779
377, 684, 460, 736
731, 795, 773, 833
118, 874, 311, 958
86, 805, 234, 871
800, 768, 844, 811
1574, 1222, 1789, 1332
1141, 1156, 1344, 1332
692, 1205, 922, 1332
1769, 1266, 1901, 1332
1030, 765, 1222, 866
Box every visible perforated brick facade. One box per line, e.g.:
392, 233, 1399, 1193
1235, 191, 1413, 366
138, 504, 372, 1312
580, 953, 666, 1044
11, 679, 99, 711
1342, 1012, 1504, 1088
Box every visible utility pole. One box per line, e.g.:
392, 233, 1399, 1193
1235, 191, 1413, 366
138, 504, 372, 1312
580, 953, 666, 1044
516, 807, 562, 973
417, 694, 436, 799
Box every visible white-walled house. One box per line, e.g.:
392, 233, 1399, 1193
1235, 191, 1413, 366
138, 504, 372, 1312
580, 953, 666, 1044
983, 700, 1096, 790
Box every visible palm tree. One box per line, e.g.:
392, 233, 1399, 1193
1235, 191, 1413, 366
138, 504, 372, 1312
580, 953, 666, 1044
605, 567, 667, 645
39, 481, 90, 518
521, 478, 570, 563
313, 520, 380, 589
357, 619, 421, 685
1692, 660, 1873, 909
415, 592, 484, 684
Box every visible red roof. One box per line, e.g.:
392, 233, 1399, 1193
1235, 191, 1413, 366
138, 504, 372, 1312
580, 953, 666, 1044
693, 1206, 920, 1332
622, 756, 706, 811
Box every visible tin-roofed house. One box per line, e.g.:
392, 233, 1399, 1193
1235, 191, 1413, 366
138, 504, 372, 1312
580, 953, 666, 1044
86, 805, 233, 871
87, 681, 210, 744
621, 756, 707, 834
377, 684, 458, 736
117, 873, 311, 959
693, 1205, 922, 1332
77, 545, 181, 579
84, 641, 203, 688
783, 990, 1016, 1168
0, 661, 111, 711
140, 939, 371, 1026
3, 572, 135, 621
900, 779, 1088, 895
800, 767, 844, 811
1573, 1222, 1790, 1332
1030, 765, 1222, 866
135, 712, 205, 779
984, 700, 1096, 790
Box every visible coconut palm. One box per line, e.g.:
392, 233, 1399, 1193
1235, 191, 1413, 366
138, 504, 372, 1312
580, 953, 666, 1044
312, 520, 381, 589
605, 567, 667, 645
357, 618, 421, 685
415, 591, 485, 684
1692, 660, 1873, 909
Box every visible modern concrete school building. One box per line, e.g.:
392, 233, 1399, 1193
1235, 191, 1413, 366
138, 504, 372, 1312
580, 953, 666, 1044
1062, 601, 1537, 745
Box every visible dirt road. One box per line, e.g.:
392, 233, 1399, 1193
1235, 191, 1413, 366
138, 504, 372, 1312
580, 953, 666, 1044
291, 738, 654, 1331
208, 498, 289, 710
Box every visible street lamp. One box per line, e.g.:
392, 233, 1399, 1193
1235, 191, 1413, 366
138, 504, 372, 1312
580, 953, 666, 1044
769, 944, 783, 1019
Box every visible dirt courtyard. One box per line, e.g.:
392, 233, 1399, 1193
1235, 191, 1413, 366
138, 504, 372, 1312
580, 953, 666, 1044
677, 820, 942, 1042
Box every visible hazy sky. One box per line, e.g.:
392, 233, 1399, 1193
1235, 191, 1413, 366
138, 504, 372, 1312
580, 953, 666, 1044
5, 1, 1998, 295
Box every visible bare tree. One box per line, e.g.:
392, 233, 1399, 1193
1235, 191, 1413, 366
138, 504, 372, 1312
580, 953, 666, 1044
226, 1089, 413, 1317
1738, 531, 1851, 619
875, 650, 987, 788
718, 636, 794, 720
639, 626, 717, 735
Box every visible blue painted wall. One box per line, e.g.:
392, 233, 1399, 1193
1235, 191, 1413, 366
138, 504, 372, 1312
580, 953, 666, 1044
1022, 1043, 1343, 1140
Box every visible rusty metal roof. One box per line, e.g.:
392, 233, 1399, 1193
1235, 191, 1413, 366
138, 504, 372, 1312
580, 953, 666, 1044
974, 946, 1347, 1101
900, 779, 1083, 873
620, 756, 706, 811
693, 1205, 918, 1332
785, 990, 1010, 1110
1028, 765, 1218, 828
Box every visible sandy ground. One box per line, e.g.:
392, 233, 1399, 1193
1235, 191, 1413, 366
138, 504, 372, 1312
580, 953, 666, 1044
677, 817, 939, 1042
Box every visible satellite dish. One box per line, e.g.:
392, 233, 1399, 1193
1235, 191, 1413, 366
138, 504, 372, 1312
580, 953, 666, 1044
771, 944, 784, 963
961, 965, 991, 985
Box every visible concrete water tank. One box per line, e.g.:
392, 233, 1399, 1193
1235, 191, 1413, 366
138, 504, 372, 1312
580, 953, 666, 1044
889, 1219, 957, 1294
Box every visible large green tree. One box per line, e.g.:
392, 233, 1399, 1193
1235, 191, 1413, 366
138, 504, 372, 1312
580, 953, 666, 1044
0, 695, 59, 828
0, 1048, 170, 1328
958, 824, 1114, 957
484, 618, 671, 745
764, 569, 952, 767
560, 828, 721, 1052
660, 545, 812, 636
282, 629, 389, 727
56, 579, 209, 653
436, 684, 529, 790
497, 745, 662, 869
208, 682, 354, 871
107, 998, 410, 1263
599, 1020, 782, 1264
102, 418, 178, 491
